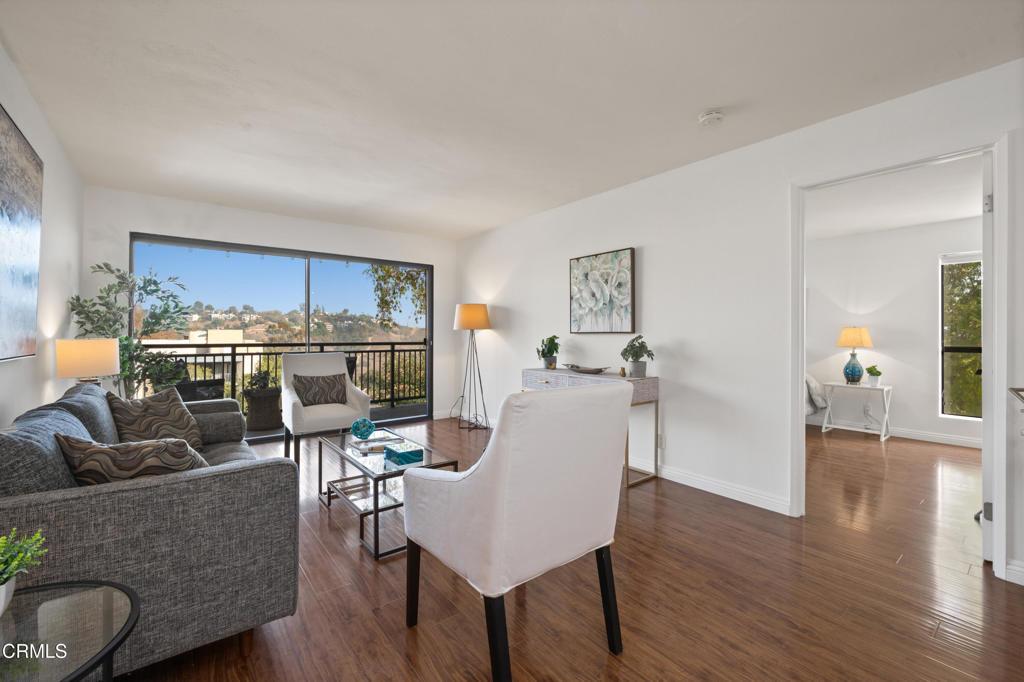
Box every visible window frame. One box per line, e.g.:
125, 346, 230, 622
938, 251, 982, 421
128, 232, 435, 419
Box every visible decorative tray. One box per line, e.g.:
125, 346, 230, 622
563, 364, 610, 375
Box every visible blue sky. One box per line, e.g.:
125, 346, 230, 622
133, 242, 422, 326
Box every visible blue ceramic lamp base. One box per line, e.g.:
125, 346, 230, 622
843, 350, 864, 385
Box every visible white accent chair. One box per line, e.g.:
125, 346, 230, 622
281, 352, 371, 464
403, 382, 634, 681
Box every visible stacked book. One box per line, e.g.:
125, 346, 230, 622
384, 441, 425, 466
350, 431, 404, 454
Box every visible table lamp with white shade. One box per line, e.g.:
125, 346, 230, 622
836, 326, 872, 385
452, 304, 491, 430
56, 338, 121, 385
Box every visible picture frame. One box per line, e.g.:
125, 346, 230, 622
0, 101, 44, 361
569, 247, 635, 334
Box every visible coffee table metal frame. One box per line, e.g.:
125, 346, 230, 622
318, 431, 458, 559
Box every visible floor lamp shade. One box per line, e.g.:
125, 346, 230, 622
454, 304, 491, 330
56, 338, 121, 381
452, 304, 490, 429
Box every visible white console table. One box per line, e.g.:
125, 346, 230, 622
521, 368, 659, 487
821, 381, 893, 441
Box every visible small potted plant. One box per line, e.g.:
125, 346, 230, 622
244, 369, 283, 431
536, 335, 560, 370
1, 528, 47, 615
621, 335, 655, 378
865, 365, 882, 387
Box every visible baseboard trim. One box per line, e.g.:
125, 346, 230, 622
629, 457, 791, 516
805, 415, 981, 449
1006, 560, 1024, 587
889, 427, 981, 449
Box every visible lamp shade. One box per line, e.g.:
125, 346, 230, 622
453, 304, 491, 330
56, 339, 121, 379
836, 327, 873, 349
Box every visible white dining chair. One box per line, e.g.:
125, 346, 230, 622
281, 351, 370, 464
403, 382, 634, 681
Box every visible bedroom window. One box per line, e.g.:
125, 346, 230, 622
940, 254, 982, 419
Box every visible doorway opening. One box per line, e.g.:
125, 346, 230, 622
794, 149, 999, 576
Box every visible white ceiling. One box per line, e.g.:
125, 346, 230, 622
0, 1, 1021, 239
804, 155, 983, 240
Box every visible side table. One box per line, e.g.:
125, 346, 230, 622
0, 580, 139, 681
821, 382, 893, 441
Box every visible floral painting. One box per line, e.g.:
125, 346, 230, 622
569, 247, 634, 333
0, 102, 43, 361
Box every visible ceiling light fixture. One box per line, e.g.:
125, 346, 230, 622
697, 109, 725, 127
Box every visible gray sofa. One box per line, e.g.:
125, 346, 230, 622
0, 383, 298, 675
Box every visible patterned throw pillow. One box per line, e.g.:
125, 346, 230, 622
105, 388, 204, 451
55, 434, 208, 486
292, 374, 347, 407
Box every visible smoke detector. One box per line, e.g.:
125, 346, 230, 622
697, 109, 725, 127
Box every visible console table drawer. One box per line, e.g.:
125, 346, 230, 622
522, 370, 567, 390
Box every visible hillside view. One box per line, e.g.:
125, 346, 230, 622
142, 301, 425, 345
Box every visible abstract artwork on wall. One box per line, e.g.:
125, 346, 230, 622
569, 247, 635, 333
0, 102, 43, 361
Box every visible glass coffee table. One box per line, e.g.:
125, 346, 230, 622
318, 428, 458, 559
0, 580, 139, 681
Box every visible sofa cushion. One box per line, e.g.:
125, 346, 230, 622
56, 435, 209, 485
292, 373, 346, 407
106, 388, 203, 451
200, 441, 259, 466
192, 410, 247, 446
291, 401, 362, 434
55, 383, 120, 444
0, 407, 86, 497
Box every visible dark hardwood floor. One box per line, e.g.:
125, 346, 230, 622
133, 421, 1024, 680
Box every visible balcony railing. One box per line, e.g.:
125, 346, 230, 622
140, 340, 429, 419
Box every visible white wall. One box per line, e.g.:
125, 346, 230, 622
805, 218, 982, 447
456, 59, 1024, 520
81, 187, 460, 417
0, 40, 82, 425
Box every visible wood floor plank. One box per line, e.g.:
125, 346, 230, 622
129, 421, 1024, 680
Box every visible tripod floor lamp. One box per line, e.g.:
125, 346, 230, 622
452, 303, 491, 430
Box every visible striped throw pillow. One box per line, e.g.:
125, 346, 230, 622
292, 374, 347, 407
106, 388, 204, 450
55, 435, 208, 486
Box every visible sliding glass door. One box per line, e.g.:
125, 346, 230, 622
130, 234, 433, 422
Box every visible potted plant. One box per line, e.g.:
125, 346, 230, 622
68, 263, 190, 398
865, 365, 882, 387
244, 369, 283, 432
536, 335, 560, 370
1, 528, 46, 615
621, 335, 655, 378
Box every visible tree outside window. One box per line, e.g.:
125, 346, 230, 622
941, 257, 982, 418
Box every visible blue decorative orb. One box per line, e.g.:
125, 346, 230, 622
843, 351, 864, 384
351, 418, 376, 440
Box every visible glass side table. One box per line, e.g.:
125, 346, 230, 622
0, 580, 139, 682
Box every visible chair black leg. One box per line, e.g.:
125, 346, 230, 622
407, 539, 421, 628
596, 546, 623, 655
284, 427, 291, 459
483, 595, 512, 682
294, 434, 301, 466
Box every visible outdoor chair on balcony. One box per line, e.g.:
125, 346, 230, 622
281, 351, 371, 463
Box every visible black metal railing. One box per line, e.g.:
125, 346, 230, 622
140, 340, 428, 415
